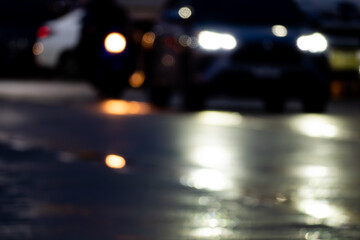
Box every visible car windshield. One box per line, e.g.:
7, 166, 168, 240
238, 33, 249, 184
189, 0, 307, 25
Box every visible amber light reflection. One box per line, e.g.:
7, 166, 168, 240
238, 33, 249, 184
105, 154, 126, 169
101, 100, 151, 115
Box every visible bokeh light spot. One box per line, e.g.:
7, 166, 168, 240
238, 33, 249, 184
178, 6, 192, 19
272, 25, 288, 37
105, 154, 126, 169
104, 32, 126, 54
33, 42, 44, 56
129, 70, 145, 88
141, 31, 156, 49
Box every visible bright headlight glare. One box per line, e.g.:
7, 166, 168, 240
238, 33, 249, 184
198, 31, 237, 51
297, 32, 328, 53
104, 32, 126, 54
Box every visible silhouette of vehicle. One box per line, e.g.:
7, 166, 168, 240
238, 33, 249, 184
34, 8, 85, 77
148, 0, 331, 112
34, 0, 137, 98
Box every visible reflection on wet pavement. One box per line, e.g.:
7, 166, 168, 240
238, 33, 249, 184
100, 99, 151, 115
0, 101, 360, 239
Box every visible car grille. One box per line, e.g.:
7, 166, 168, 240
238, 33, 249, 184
232, 42, 302, 64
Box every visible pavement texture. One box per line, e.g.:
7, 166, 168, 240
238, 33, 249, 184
0, 79, 360, 239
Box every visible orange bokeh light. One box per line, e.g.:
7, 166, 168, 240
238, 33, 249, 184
129, 70, 146, 88
105, 154, 126, 169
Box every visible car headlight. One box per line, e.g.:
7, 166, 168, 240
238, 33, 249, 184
198, 31, 237, 51
296, 32, 328, 53
104, 32, 126, 54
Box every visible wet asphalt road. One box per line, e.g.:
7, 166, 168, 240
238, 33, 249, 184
1, 81, 360, 239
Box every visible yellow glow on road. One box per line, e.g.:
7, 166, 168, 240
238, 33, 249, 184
104, 32, 126, 54
197, 111, 242, 127
101, 100, 150, 115
105, 154, 126, 169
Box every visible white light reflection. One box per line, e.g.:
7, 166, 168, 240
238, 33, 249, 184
192, 146, 232, 168
298, 200, 348, 226
301, 200, 333, 219
291, 115, 338, 138
303, 166, 329, 178
304, 231, 332, 240
180, 169, 232, 191
191, 227, 232, 238
197, 111, 242, 127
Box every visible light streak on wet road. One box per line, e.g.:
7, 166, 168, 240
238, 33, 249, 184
0, 97, 360, 239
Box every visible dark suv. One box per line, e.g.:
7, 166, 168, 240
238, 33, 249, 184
148, 0, 331, 112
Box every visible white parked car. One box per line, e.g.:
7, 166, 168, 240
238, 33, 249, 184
33, 8, 85, 77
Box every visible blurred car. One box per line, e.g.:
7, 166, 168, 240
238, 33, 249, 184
316, 1, 360, 81
148, 0, 331, 112
33, 8, 85, 77
34, 2, 142, 97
